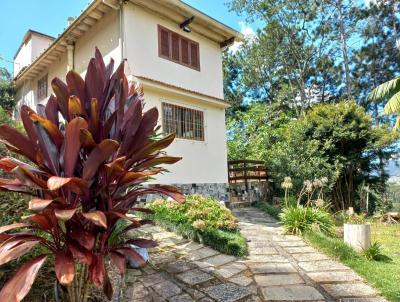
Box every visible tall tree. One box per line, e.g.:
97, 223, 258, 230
228, 0, 341, 114
0, 68, 16, 112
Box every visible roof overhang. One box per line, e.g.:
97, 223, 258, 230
14, 0, 120, 86
14, 0, 243, 87
130, 0, 244, 46
137, 76, 231, 109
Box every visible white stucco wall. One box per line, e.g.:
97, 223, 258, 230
143, 86, 228, 184
124, 3, 224, 100
74, 10, 121, 76
14, 34, 54, 77
14, 39, 32, 77
14, 5, 229, 185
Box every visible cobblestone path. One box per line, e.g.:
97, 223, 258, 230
122, 207, 386, 302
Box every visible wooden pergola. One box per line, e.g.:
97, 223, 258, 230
228, 160, 268, 194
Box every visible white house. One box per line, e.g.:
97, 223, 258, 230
13, 0, 243, 201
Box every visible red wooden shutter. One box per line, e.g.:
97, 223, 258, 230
171, 33, 180, 61
181, 38, 189, 65
159, 28, 170, 58
190, 42, 199, 69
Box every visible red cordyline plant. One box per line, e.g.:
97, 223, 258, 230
0, 48, 184, 301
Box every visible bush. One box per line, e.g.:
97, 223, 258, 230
279, 206, 334, 235
254, 201, 281, 219
148, 195, 248, 256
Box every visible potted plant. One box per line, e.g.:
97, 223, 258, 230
343, 211, 371, 251
0, 48, 184, 302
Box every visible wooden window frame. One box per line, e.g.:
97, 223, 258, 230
37, 74, 48, 100
162, 102, 205, 141
158, 25, 200, 71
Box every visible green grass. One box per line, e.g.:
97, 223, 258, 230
305, 223, 400, 301
254, 201, 281, 219
149, 213, 248, 256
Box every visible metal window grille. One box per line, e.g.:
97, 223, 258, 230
37, 74, 48, 100
162, 102, 204, 141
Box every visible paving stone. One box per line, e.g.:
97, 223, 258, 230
255, 274, 304, 286
249, 247, 279, 255
203, 283, 252, 302
321, 283, 377, 298
340, 298, 387, 302
177, 241, 204, 252
307, 271, 362, 283
140, 273, 167, 287
165, 261, 197, 274
201, 254, 236, 267
229, 274, 253, 287
278, 240, 307, 247
185, 247, 219, 261
176, 269, 214, 286
151, 280, 182, 298
284, 246, 317, 254
168, 294, 194, 302
248, 263, 297, 274
291, 252, 329, 262
215, 262, 247, 278
298, 260, 349, 272
272, 235, 301, 241
124, 282, 149, 299
244, 254, 289, 263
247, 241, 274, 248
151, 252, 177, 265
261, 285, 325, 301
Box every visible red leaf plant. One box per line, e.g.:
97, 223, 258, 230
0, 48, 184, 302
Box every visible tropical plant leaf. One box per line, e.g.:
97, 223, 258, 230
82, 211, 107, 228
82, 139, 119, 180
369, 77, 400, 102
63, 117, 88, 176
109, 251, 126, 275
55, 250, 75, 286
0, 254, 47, 302
125, 238, 157, 248
0, 239, 40, 265
28, 198, 54, 212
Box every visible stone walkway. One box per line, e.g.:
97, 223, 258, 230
122, 207, 386, 302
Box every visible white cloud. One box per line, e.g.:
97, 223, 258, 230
229, 21, 256, 53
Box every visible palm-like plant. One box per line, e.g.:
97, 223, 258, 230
0, 48, 184, 301
369, 77, 400, 129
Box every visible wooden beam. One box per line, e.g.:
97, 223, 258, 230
77, 23, 90, 31
83, 16, 97, 26
89, 10, 103, 20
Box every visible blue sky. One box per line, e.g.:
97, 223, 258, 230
0, 0, 253, 73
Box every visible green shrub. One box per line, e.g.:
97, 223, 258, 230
254, 201, 281, 219
279, 206, 334, 235
147, 195, 248, 256
363, 241, 385, 261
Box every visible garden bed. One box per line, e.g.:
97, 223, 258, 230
146, 195, 248, 257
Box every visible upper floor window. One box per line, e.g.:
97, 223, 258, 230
162, 102, 204, 141
37, 74, 48, 100
158, 25, 200, 71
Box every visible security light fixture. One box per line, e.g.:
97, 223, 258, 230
180, 17, 194, 33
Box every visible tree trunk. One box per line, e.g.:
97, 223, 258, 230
337, 0, 352, 99
65, 264, 90, 302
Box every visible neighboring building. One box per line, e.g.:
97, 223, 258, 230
13, 0, 243, 201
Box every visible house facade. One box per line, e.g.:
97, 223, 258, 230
13, 0, 243, 201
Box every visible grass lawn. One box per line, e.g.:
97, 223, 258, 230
305, 222, 400, 301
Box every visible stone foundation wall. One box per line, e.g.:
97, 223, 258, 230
139, 183, 230, 203
229, 182, 271, 203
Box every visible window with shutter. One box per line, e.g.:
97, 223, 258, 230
171, 33, 180, 61
158, 25, 200, 71
159, 28, 170, 58
190, 43, 199, 69
181, 39, 189, 65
